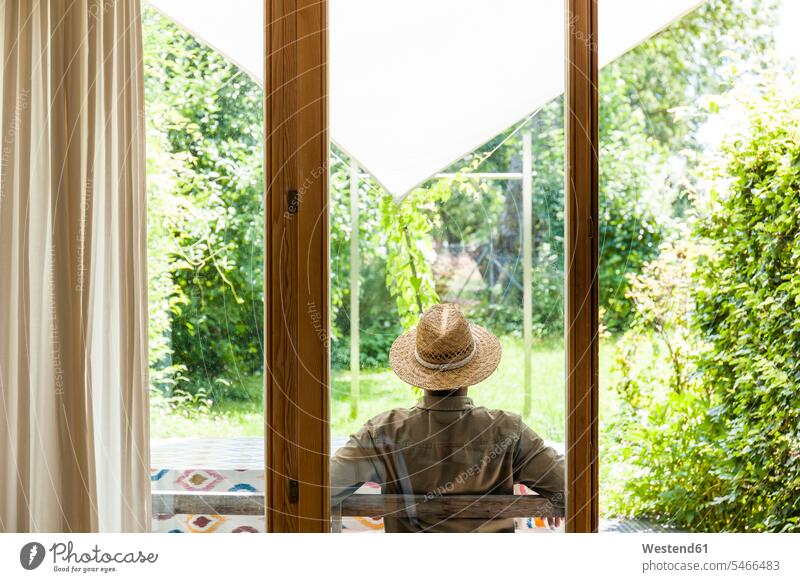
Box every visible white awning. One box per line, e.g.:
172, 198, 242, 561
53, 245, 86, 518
147, 0, 704, 197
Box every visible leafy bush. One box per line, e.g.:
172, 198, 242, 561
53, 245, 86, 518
604, 238, 720, 527
606, 85, 800, 532
692, 85, 800, 531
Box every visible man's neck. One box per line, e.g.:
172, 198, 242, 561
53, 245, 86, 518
424, 387, 468, 398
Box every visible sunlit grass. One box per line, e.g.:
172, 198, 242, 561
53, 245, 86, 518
150, 399, 263, 438
151, 336, 623, 442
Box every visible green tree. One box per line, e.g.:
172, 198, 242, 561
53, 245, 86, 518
597, 0, 778, 331
144, 8, 264, 404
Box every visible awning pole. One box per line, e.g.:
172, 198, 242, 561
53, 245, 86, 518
350, 159, 360, 420
522, 131, 533, 418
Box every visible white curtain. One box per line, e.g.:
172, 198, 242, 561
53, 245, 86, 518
0, 0, 150, 532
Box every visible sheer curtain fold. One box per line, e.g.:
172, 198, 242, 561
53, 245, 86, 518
0, 0, 150, 532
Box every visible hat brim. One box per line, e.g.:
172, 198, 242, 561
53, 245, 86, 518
389, 323, 502, 390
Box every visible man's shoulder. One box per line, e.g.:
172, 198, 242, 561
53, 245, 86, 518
469, 405, 523, 426
362, 406, 418, 430
359, 404, 525, 436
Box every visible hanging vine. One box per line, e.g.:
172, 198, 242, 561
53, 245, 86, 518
379, 159, 487, 330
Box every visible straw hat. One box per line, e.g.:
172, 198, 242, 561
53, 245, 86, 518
389, 303, 502, 391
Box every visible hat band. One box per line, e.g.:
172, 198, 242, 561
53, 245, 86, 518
414, 339, 477, 371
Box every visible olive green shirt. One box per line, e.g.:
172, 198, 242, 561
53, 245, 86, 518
330, 393, 565, 533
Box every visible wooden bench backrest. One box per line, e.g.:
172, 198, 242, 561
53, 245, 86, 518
151, 492, 564, 532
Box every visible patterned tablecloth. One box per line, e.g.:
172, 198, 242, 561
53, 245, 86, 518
151, 438, 266, 533
150, 437, 563, 533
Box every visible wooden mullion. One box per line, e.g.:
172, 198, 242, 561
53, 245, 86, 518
565, 0, 600, 533
264, 0, 329, 533
295, 0, 329, 532
264, 0, 595, 533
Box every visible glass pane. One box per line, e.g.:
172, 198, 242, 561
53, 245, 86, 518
329, 0, 566, 533
600, 0, 799, 532
144, 7, 265, 533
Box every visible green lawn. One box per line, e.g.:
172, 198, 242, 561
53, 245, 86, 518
150, 398, 264, 438
151, 335, 622, 441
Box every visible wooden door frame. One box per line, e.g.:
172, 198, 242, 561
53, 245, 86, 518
263, 0, 599, 533
264, 0, 330, 532
565, 0, 600, 533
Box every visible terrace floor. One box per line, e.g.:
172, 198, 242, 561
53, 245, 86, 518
150, 437, 673, 533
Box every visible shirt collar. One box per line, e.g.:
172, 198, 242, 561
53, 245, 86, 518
416, 393, 475, 412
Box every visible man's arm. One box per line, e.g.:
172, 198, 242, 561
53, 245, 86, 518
330, 424, 384, 503
512, 420, 566, 512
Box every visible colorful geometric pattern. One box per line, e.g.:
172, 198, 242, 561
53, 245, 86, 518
150, 437, 564, 533
185, 514, 226, 533
154, 512, 265, 534
150, 469, 168, 482
175, 469, 224, 492
151, 438, 266, 533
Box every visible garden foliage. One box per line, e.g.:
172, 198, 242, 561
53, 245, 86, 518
144, 3, 800, 533
694, 86, 800, 531
607, 85, 800, 532
144, 8, 264, 405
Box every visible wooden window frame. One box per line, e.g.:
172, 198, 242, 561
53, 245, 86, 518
565, 0, 600, 533
263, 0, 330, 532
263, 0, 599, 533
